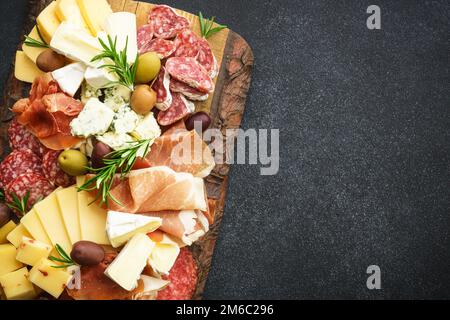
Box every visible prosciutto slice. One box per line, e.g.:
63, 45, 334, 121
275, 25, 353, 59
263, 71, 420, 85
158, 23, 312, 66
103, 166, 208, 213
145, 130, 215, 178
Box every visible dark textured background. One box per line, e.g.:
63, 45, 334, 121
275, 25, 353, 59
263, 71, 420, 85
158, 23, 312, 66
1, 0, 449, 299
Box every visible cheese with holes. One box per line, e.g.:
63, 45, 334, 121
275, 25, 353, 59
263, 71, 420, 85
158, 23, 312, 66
106, 211, 162, 248
34, 191, 72, 252
6, 224, 32, 248
50, 21, 102, 66
104, 233, 154, 291
103, 12, 138, 64
22, 26, 47, 63
77, 0, 112, 36
52, 62, 86, 97
37, 1, 61, 43
29, 258, 71, 299
56, 0, 88, 30
76, 177, 110, 245
56, 186, 81, 244
0, 267, 37, 300
0, 244, 23, 276
14, 51, 45, 84
21, 209, 52, 245
16, 237, 52, 267
0, 221, 16, 244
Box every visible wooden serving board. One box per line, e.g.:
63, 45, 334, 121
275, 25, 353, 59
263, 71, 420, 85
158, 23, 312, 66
0, 0, 253, 299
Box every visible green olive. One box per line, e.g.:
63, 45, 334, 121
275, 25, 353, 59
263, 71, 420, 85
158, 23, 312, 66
135, 52, 161, 84
131, 85, 157, 115
58, 150, 89, 176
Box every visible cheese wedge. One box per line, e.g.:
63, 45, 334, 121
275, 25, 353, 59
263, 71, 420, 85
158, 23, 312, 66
77, 0, 112, 36
37, 1, 61, 43
29, 258, 71, 299
147, 232, 180, 275
34, 191, 72, 252
56, 186, 81, 244
103, 12, 138, 64
0, 221, 16, 244
0, 267, 37, 300
104, 233, 155, 291
15, 237, 52, 267
21, 209, 52, 245
76, 177, 110, 245
22, 26, 47, 63
56, 0, 88, 30
52, 62, 86, 97
14, 51, 45, 84
106, 211, 162, 248
0, 244, 23, 276
6, 224, 32, 248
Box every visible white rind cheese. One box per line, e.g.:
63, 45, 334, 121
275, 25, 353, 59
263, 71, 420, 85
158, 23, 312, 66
106, 211, 162, 248
104, 233, 155, 291
85, 60, 119, 89
51, 62, 86, 97
103, 12, 138, 65
70, 98, 114, 137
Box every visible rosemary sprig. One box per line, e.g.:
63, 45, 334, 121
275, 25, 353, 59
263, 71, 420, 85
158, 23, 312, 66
91, 35, 138, 90
23, 25, 49, 48
199, 12, 227, 39
77, 139, 153, 206
49, 244, 76, 269
6, 191, 31, 217
0, 188, 5, 202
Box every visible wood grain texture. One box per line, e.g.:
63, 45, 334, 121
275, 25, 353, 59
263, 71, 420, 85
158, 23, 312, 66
0, 0, 254, 300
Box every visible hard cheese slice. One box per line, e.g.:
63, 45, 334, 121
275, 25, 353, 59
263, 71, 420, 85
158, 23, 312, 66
34, 191, 72, 252
77, 0, 112, 36
37, 1, 61, 43
56, 0, 89, 30
14, 51, 45, 83
6, 224, 32, 248
22, 26, 47, 63
76, 177, 110, 245
56, 186, 81, 245
20, 210, 51, 245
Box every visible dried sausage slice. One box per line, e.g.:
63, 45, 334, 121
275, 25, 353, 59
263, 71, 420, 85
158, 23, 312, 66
170, 78, 209, 101
166, 57, 214, 93
8, 119, 47, 156
152, 66, 173, 111
137, 24, 154, 54
157, 92, 195, 127
140, 38, 177, 59
0, 149, 43, 188
42, 150, 75, 188
149, 5, 190, 40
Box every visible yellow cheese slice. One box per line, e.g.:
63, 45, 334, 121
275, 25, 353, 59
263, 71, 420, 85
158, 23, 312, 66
76, 177, 110, 245
34, 191, 72, 252
21, 209, 52, 245
22, 26, 47, 63
76, 0, 112, 36
37, 1, 61, 43
56, 0, 89, 30
6, 224, 32, 248
56, 186, 81, 244
14, 51, 45, 84
0, 221, 16, 244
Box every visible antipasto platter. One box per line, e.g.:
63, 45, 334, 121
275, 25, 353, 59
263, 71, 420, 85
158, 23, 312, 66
0, 0, 253, 300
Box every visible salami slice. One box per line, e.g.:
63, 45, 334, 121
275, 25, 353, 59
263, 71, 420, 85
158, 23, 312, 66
42, 150, 75, 188
149, 5, 190, 39
137, 24, 154, 54
157, 92, 195, 127
174, 29, 219, 78
170, 78, 209, 101
166, 57, 214, 93
140, 38, 177, 59
8, 119, 47, 156
157, 248, 198, 300
152, 66, 173, 111
0, 149, 43, 188
5, 173, 54, 214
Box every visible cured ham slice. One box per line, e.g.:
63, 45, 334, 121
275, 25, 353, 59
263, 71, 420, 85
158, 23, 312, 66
145, 130, 215, 178
12, 74, 84, 150
104, 166, 208, 213
144, 210, 209, 246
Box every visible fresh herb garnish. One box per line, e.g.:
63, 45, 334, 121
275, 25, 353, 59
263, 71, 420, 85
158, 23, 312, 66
199, 12, 227, 39
23, 25, 49, 48
77, 139, 153, 206
0, 188, 5, 202
91, 35, 138, 90
49, 244, 76, 269
6, 191, 31, 217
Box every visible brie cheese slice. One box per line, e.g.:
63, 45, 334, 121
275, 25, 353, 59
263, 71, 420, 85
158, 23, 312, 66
106, 211, 162, 248
51, 62, 86, 97
103, 12, 138, 65
147, 233, 180, 275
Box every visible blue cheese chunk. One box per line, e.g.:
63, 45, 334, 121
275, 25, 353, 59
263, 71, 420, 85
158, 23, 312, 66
71, 98, 114, 137
131, 113, 161, 141
113, 106, 140, 134
104, 85, 132, 112
80, 82, 102, 104
97, 132, 134, 151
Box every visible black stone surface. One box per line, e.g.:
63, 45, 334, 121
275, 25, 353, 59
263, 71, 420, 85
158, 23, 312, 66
0, 0, 449, 299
